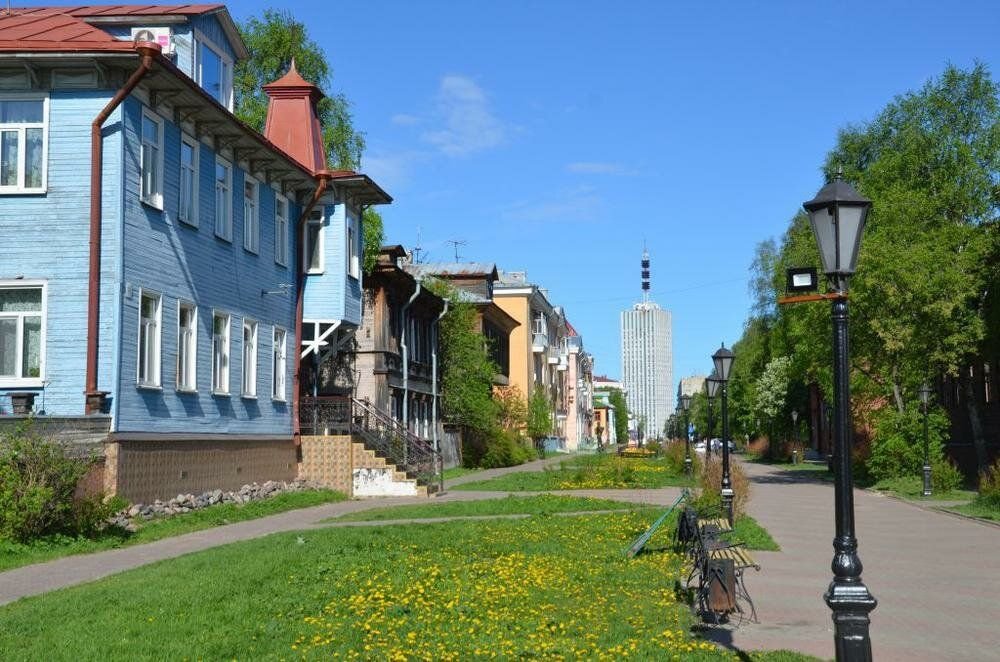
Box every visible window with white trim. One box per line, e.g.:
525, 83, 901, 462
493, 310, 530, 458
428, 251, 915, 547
140, 109, 163, 208
272, 327, 286, 401
196, 38, 233, 110
274, 194, 288, 266
303, 209, 324, 274
243, 176, 258, 253
137, 291, 161, 387
179, 135, 198, 226
214, 157, 232, 240
347, 215, 360, 279
0, 283, 44, 386
242, 319, 257, 397
212, 312, 230, 394
0, 95, 47, 193
176, 302, 197, 392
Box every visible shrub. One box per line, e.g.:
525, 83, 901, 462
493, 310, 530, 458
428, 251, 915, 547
662, 440, 699, 475
479, 430, 534, 469
645, 440, 663, 457
976, 459, 1000, 508
0, 425, 112, 542
932, 457, 963, 494
865, 404, 949, 483
693, 457, 750, 520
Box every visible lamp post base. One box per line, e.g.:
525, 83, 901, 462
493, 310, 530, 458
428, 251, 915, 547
922, 465, 932, 497
684, 456, 692, 475
825, 580, 877, 662
721, 487, 734, 526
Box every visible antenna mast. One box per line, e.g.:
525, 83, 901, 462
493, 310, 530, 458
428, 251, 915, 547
446, 239, 467, 261
641, 247, 651, 304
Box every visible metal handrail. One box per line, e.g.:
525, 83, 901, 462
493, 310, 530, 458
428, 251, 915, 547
351, 397, 443, 493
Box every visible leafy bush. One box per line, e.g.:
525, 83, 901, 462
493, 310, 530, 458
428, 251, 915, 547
0, 426, 114, 542
932, 457, 963, 493
645, 440, 663, 456
865, 404, 949, 483
662, 440, 699, 475
479, 430, 534, 469
693, 457, 750, 520
976, 459, 1000, 508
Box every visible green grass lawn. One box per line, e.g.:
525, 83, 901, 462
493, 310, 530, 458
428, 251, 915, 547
441, 466, 481, 481
0, 509, 806, 661
330, 494, 638, 522
948, 500, 1000, 521
453, 454, 694, 491
870, 475, 976, 502
0, 489, 345, 573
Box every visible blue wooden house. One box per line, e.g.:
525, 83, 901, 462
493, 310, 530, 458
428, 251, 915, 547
0, 5, 389, 501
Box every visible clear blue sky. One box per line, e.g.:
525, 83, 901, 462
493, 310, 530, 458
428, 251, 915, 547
237, 1, 999, 388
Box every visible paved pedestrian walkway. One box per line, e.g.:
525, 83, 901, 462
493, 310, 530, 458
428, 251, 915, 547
707, 460, 1000, 662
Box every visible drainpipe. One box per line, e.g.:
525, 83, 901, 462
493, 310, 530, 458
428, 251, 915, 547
292, 171, 333, 442
85, 41, 161, 415
400, 279, 421, 435
431, 299, 449, 453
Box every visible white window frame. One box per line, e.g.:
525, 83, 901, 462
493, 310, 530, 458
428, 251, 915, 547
243, 175, 259, 254
274, 193, 289, 267
139, 107, 164, 209
0, 93, 49, 194
212, 311, 230, 395
179, 134, 199, 227
272, 327, 286, 402
194, 33, 234, 111
347, 213, 360, 279
136, 289, 162, 388
303, 209, 324, 274
0, 279, 46, 388
241, 318, 258, 398
214, 156, 232, 241
176, 301, 197, 392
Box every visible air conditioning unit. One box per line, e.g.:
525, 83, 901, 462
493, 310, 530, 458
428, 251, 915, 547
131, 27, 174, 54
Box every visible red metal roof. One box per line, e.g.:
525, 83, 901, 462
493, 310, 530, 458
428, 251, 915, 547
10, 5, 225, 18
0, 11, 134, 51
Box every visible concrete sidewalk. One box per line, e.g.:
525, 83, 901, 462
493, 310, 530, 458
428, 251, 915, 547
710, 459, 1000, 662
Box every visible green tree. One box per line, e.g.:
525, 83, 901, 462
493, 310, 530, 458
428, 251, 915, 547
607, 389, 629, 444
728, 63, 1000, 473
526, 386, 552, 442
234, 9, 364, 169
362, 207, 385, 273
434, 292, 498, 435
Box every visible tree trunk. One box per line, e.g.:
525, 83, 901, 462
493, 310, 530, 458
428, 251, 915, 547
961, 369, 989, 472
891, 364, 905, 413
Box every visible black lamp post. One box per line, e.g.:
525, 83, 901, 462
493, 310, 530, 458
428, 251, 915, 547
803, 171, 877, 661
791, 409, 800, 464
706, 371, 720, 461
919, 383, 932, 497
680, 394, 692, 475
711, 343, 734, 525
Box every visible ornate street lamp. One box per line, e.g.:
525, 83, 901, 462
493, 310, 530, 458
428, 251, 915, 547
706, 371, 720, 461
919, 383, 933, 497
791, 409, 800, 464
680, 394, 692, 475
711, 343, 734, 525
803, 171, 877, 661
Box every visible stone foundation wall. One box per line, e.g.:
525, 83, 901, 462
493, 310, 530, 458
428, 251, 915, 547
107, 438, 297, 504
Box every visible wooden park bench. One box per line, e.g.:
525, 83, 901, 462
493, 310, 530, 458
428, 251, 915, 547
678, 505, 760, 624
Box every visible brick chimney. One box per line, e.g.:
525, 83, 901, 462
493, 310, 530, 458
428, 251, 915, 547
262, 59, 327, 174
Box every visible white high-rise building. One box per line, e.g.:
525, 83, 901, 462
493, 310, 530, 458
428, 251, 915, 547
620, 251, 673, 440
